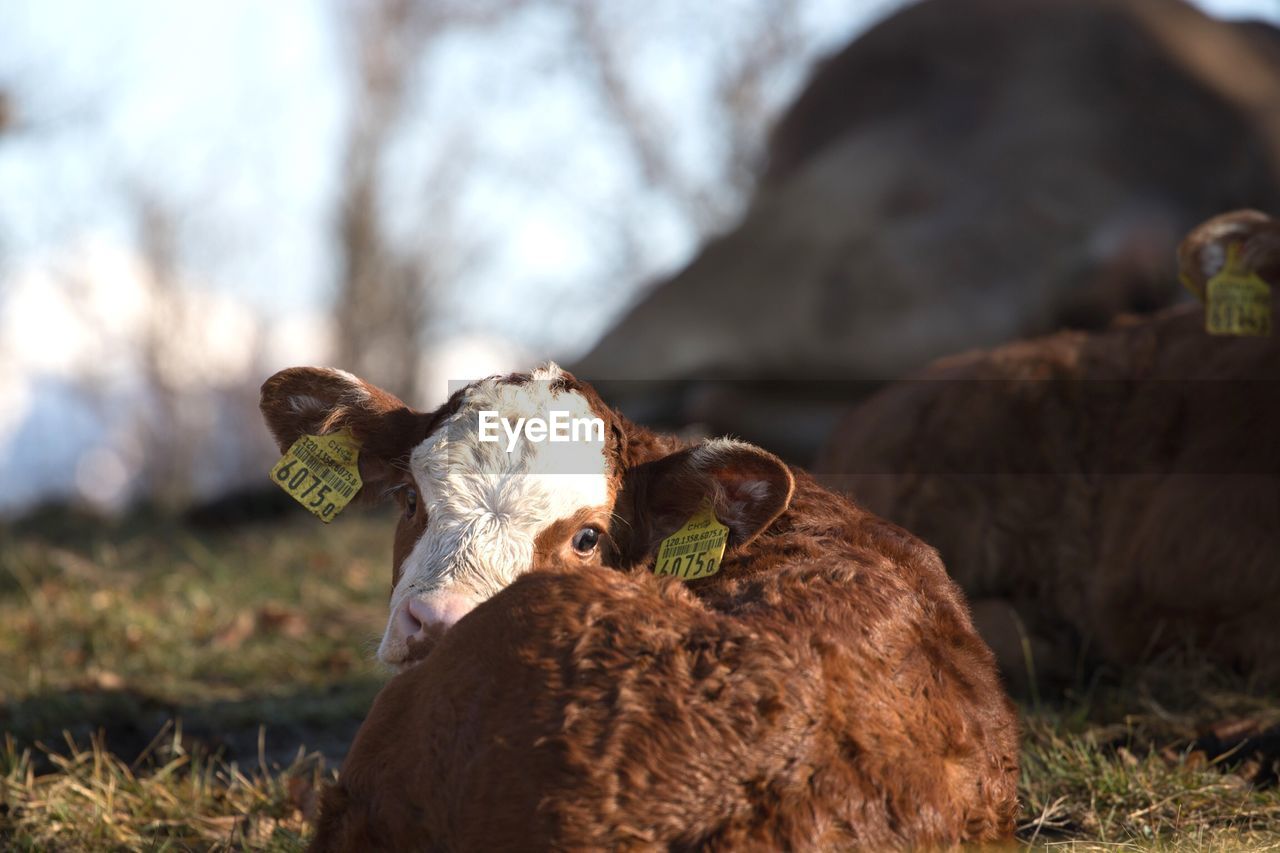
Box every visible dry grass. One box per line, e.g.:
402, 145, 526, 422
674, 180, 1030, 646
1, 726, 323, 851
1019, 660, 1280, 851
1020, 718, 1280, 849
2, 504, 1278, 850
0, 504, 390, 851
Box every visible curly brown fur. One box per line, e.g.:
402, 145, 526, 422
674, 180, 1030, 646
310, 452, 1018, 850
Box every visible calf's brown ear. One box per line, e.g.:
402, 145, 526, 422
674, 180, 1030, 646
622, 438, 795, 556
259, 367, 430, 500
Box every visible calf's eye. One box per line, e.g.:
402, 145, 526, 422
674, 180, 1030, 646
403, 487, 418, 519
571, 527, 600, 556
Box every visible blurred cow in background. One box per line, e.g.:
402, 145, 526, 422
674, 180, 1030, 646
817, 210, 1280, 691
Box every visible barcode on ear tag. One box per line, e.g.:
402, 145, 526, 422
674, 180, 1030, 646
269, 429, 363, 522
654, 499, 729, 581
1206, 243, 1272, 337
1207, 274, 1271, 336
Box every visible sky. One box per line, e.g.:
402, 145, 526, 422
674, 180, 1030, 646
1, 0, 1279, 512
0, 0, 888, 358
2, 0, 1278, 354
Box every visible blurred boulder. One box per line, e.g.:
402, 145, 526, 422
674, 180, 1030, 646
573, 0, 1280, 457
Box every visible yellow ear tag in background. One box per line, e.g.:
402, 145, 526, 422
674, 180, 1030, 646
653, 499, 729, 581
1206, 243, 1272, 337
269, 429, 363, 523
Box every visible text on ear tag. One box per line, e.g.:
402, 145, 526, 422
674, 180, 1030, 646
1206, 243, 1272, 337
654, 499, 729, 581
269, 429, 363, 523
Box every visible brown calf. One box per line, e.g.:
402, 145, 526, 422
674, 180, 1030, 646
260, 368, 1019, 848
818, 210, 1280, 689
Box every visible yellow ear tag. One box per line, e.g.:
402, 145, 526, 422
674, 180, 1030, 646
1206, 243, 1272, 336
269, 429, 363, 523
653, 500, 729, 581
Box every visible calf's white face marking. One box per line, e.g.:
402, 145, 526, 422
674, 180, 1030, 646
376, 367, 612, 666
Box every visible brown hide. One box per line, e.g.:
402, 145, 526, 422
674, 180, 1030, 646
310, 450, 1019, 850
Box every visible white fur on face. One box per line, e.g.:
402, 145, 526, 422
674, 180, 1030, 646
377, 366, 611, 662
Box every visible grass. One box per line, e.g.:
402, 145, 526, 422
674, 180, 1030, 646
2, 504, 1278, 850
0, 502, 391, 850
1018, 660, 1280, 851
0, 727, 324, 851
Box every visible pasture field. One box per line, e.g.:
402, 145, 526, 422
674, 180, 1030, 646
1, 506, 1277, 851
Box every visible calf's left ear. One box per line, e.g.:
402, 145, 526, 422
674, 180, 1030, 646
623, 439, 795, 554
259, 366, 430, 502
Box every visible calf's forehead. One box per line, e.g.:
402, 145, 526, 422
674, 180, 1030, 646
391, 371, 616, 596
425, 374, 612, 478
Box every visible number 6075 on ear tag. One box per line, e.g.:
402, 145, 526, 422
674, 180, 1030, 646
654, 500, 729, 581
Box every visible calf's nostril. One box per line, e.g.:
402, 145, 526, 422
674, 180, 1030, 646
404, 594, 478, 638
396, 600, 424, 640
406, 598, 441, 637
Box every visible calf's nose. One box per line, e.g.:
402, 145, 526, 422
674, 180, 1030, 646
406, 594, 477, 634
388, 591, 481, 664
394, 599, 425, 645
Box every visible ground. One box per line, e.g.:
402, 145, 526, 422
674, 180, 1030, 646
1, 505, 1277, 851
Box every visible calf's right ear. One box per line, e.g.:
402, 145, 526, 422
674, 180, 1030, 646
620, 438, 795, 559
259, 367, 428, 499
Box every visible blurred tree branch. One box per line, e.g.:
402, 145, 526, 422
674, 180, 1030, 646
334, 0, 430, 402
565, 0, 724, 232
333, 0, 519, 401
711, 0, 804, 200
562, 0, 805, 269
134, 193, 195, 508
333, 0, 810, 391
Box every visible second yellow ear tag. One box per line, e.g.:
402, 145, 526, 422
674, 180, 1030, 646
1206, 243, 1272, 336
653, 500, 729, 581
269, 429, 363, 523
